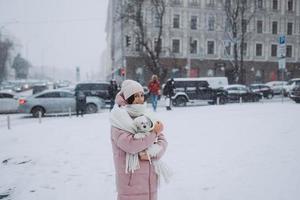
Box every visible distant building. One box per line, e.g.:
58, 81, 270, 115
106, 0, 300, 84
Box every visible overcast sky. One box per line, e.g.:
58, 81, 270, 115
0, 0, 108, 79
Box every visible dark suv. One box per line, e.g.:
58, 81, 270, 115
75, 82, 110, 104
289, 86, 300, 103
164, 78, 228, 106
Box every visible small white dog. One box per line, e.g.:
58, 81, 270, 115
133, 115, 172, 184
133, 115, 162, 160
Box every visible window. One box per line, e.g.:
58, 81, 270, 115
256, 43, 262, 56
37, 92, 60, 98
60, 92, 74, 98
256, 0, 263, 9
271, 44, 277, 57
172, 39, 180, 53
286, 45, 292, 57
257, 20, 263, 33
225, 18, 231, 32
224, 41, 231, 55
242, 43, 247, 56
287, 0, 293, 11
173, 14, 180, 28
242, 19, 247, 33
191, 16, 197, 30
190, 39, 197, 54
135, 37, 141, 52
172, 0, 181, 5
154, 38, 162, 52
272, 0, 278, 10
225, 0, 231, 9
190, 0, 199, 5
154, 12, 160, 28
125, 35, 131, 47
0, 93, 13, 98
272, 21, 278, 34
207, 41, 214, 55
207, 0, 214, 6
208, 16, 215, 31
287, 23, 293, 35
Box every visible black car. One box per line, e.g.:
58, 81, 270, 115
74, 82, 111, 104
289, 86, 300, 103
164, 78, 228, 106
249, 84, 274, 99
224, 84, 261, 102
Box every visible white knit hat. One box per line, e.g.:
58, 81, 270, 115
121, 80, 144, 100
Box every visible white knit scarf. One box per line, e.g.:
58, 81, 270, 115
110, 104, 173, 184
110, 103, 151, 173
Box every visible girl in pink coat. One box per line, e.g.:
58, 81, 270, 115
110, 80, 168, 200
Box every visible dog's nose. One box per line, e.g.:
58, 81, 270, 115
143, 125, 146, 128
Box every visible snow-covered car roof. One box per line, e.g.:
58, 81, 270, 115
31, 89, 74, 97
223, 84, 247, 89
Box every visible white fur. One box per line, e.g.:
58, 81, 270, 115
133, 116, 173, 184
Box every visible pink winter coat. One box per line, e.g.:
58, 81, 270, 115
111, 92, 168, 200
111, 128, 167, 200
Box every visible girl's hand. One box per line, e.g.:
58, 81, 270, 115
139, 151, 149, 161
153, 121, 164, 135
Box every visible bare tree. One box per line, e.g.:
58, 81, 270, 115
11, 54, 31, 79
0, 37, 13, 83
221, 0, 256, 84
118, 0, 167, 81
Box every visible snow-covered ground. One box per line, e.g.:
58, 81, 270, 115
0, 101, 299, 200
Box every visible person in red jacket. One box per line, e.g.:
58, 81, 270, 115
148, 75, 160, 112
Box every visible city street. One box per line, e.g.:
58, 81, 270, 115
1, 100, 299, 200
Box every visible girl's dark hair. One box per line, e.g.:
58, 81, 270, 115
126, 95, 135, 104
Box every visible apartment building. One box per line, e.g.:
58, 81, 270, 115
106, 0, 300, 84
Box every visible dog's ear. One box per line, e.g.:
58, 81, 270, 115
145, 116, 153, 130
133, 117, 140, 129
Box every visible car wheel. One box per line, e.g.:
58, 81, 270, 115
86, 103, 98, 114
174, 96, 187, 107
31, 106, 45, 118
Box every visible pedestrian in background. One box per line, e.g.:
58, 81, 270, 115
163, 78, 175, 110
75, 90, 86, 117
108, 79, 119, 111
148, 75, 160, 112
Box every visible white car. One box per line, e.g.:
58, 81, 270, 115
265, 81, 287, 95
18, 89, 105, 117
282, 78, 300, 97
0, 91, 19, 113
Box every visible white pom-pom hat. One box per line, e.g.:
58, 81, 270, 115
121, 80, 144, 100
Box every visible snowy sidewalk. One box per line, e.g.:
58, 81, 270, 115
1, 102, 300, 200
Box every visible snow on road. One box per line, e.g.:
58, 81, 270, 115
0, 101, 299, 200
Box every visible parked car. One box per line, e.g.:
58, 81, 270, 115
0, 91, 19, 113
223, 84, 261, 102
18, 89, 105, 117
265, 81, 287, 95
32, 84, 49, 94
289, 86, 300, 103
163, 78, 228, 106
53, 80, 71, 89
75, 82, 111, 104
249, 84, 274, 99
283, 78, 300, 97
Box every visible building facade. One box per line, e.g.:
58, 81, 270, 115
106, 0, 300, 84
